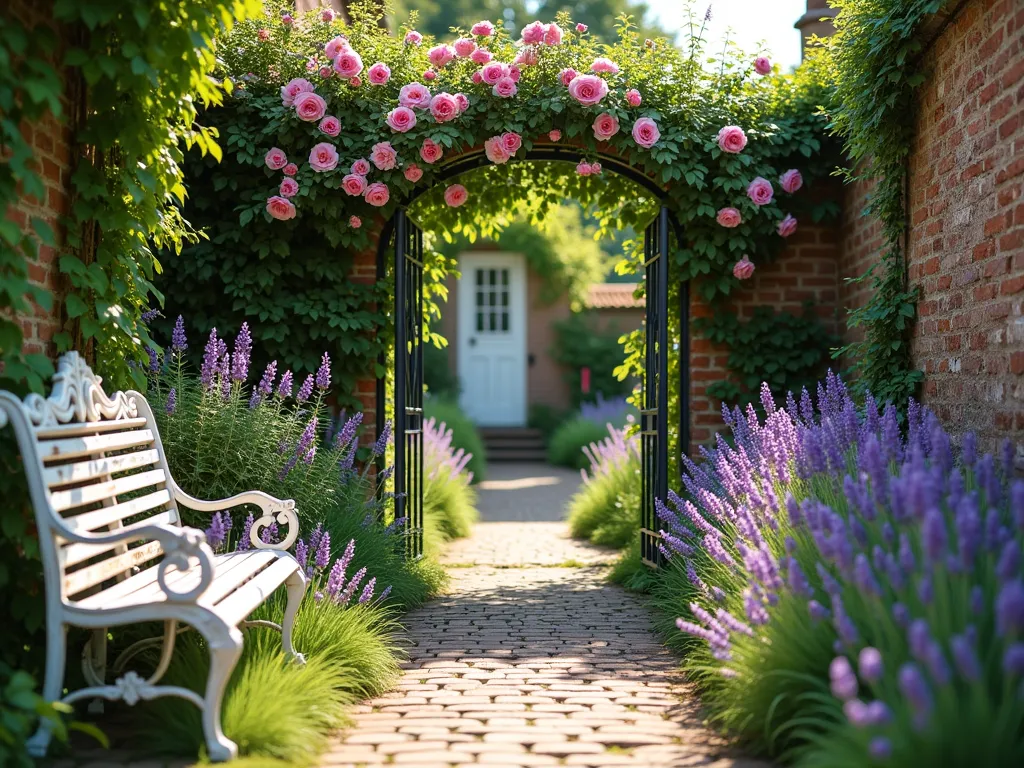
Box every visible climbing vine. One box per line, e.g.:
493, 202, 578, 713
825, 0, 949, 404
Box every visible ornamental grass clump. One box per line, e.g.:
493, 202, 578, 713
423, 416, 478, 552
658, 374, 1024, 766
567, 421, 640, 550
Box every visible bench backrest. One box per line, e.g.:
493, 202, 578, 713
0, 353, 182, 604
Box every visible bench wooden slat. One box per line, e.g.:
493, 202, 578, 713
61, 490, 172, 534
49, 468, 167, 512
34, 417, 150, 439
60, 511, 176, 568
64, 540, 164, 597
43, 449, 161, 487
38, 430, 155, 462
215, 557, 300, 627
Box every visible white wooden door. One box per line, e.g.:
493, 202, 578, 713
457, 253, 527, 426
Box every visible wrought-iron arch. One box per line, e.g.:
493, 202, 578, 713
375, 148, 689, 564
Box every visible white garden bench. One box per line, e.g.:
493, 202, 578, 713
0, 352, 307, 762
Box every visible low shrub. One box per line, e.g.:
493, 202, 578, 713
566, 424, 640, 549
551, 312, 632, 410
658, 374, 1024, 765
547, 417, 608, 469
423, 398, 487, 482
423, 416, 478, 554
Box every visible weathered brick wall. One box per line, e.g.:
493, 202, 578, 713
837, 175, 882, 346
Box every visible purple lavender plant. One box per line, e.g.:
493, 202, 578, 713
424, 417, 473, 485
205, 511, 232, 551
279, 417, 318, 481
171, 315, 188, 353
200, 328, 220, 389
165, 387, 177, 415
231, 322, 252, 382
315, 352, 331, 390
277, 369, 294, 399
296, 374, 314, 403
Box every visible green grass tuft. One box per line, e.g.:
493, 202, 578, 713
567, 465, 639, 550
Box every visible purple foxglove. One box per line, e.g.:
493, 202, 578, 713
172, 315, 188, 352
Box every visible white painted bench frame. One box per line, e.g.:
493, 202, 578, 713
0, 352, 307, 762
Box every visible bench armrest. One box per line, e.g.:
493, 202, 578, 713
169, 480, 300, 552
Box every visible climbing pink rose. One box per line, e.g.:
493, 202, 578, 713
454, 37, 477, 57
716, 207, 742, 228
332, 50, 363, 79
754, 56, 772, 75
319, 66, 332, 79
576, 23, 588, 33
493, 77, 517, 98
559, 68, 578, 87
430, 92, 459, 122
349, 216, 361, 228
717, 125, 748, 153
324, 36, 348, 60
778, 214, 798, 237
444, 184, 468, 207
404, 30, 422, 45
481, 61, 508, 85
509, 65, 522, 83
309, 142, 339, 172
592, 162, 603, 174
455, 93, 470, 112
320, 9, 335, 23
471, 47, 493, 65
549, 129, 561, 141
280, 77, 315, 107
733, 256, 755, 280
501, 132, 522, 155
632, 117, 660, 148
282, 163, 298, 177
780, 169, 803, 194
318, 115, 341, 137
521, 21, 545, 44
266, 195, 295, 220
404, 163, 423, 182
279, 177, 299, 198
544, 23, 563, 45
420, 138, 443, 164
350, 76, 361, 88
471, 21, 495, 36
386, 106, 417, 133
363, 182, 390, 207
428, 44, 455, 68
484, 136, 511, 164
591, 57, 619, 74
257, 28, 270, 42
593, 113, 620, 141
367, 62, 391, 85
747, 177, 774, 206
264, 147, 288, 170
399, 82, 432, 109
568, 74, 608, 106
294, 92, 327, 122
423, 70, 436, 81
341, 174, 368, 196
370, 142, 398, 170
514, 48, 538, 67
576, 162, 593, 176
472, 71, 483, 84
625, 89, 642, 107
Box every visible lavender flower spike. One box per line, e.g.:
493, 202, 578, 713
277, 369, 294, 399
374, 419, 393, 457
232, 322, 252, 382
316, 352, 331, 390
200, 328, 220, 389
297, 374, 314, 403
171, 315, 188, 352
236, 512, 255, 551
358, 577, 377, 604
165, 387, 177, 415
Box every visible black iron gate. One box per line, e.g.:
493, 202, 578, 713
640, 207, 670, 567
393, 209, 424, 560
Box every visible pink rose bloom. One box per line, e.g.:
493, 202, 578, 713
428, 44, 455, 68
264, 147, 288, 170
549, 129, 562, 141
471, 21, 495, 36
282, 14, 293, 25
370, 141, 398, 170
625, 88, 642, 107
591, 57, 619, 74
294, 91, 327, 122
404, 163, 423, 182
747, 177, 774, 206
399, 82, 432, 109
509, 65, 522, 82
404, 30, 422, 45
319, 66, 333, 79
501, 132, 522, 155
544, 23, 563, 45
279, 177, 299, 198
717, 125, 747, 153
454, 37, 477, 57
754, 56, 771, 75
593, 112, 620, 141
423, 70, 436, 81
632, 117, 660, 148
267, 195, 295, 220
484, 136, 511, 164
576, 23, 588, 33
481, 61, 508, 85
318, 115, 341, 137
386, 106, 417, 133
778, 214, 798, 237
559, 68, 579, 86
367, 62, 391, 85
471, 47, 493, 64
513, 47, 538, 67
282, 163, 298, 177
280, 77, 315, 107
350, 76, 361, 87
430, 92, 459, 122
521, 20, 545, 44
350, 215, 362, 228
341, 174, 368, 196
309, 142, 339, 172
351, 158, 371, 175
493, 77, 517, 98
780, 169, 803, 194
320, 9, 335, 23
257, 28, 270, 42
576, 162, 592, 176
363, 182, 390, 207
444, 184, 468, 207
324, 36, 348, 60
455, 93, 470, 112
716, 207, 742, 228
332, 50, 364, 79
420, 138, 443, 164
592, 162, 602, 174
472, 71, 483, 84
568, 74, 609, 106
733, 256, 755, 280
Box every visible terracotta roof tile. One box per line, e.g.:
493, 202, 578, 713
586, 283, 644, 309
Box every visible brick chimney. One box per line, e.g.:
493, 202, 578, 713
795, 0, 838, 57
